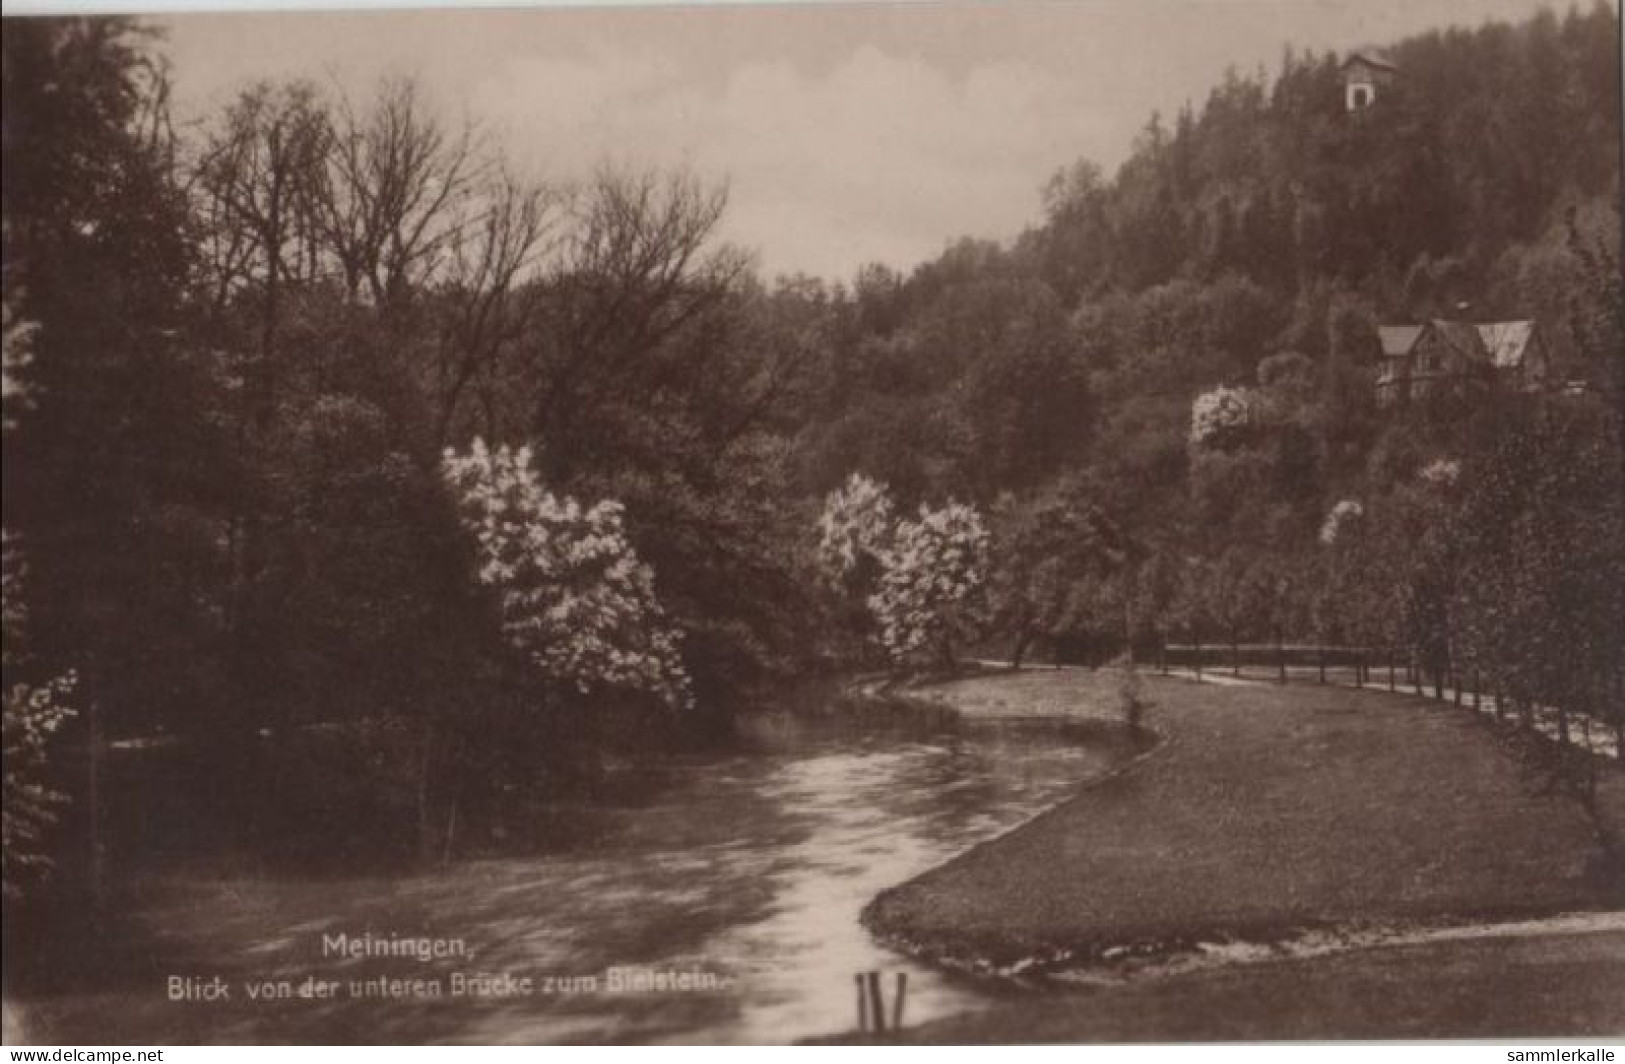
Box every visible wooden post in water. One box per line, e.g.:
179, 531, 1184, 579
855, 973, 867, 1032
866, 972, 886, 1035
892, 973, 908, 1031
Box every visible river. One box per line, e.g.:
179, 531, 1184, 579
16, 710, 1135, 1045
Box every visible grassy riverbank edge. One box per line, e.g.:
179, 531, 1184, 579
854, 668, 1625, 983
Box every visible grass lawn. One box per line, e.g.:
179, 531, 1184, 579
865, 670, 1625, 971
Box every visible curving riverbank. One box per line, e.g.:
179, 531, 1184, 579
3, 704, 1139, 1046
852, 668, 1625, 1038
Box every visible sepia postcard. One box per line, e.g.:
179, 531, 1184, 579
1, 0, 1622, 1047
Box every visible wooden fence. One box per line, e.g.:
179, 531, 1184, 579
1156, 642, 1622, 761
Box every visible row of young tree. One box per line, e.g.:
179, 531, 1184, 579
3, 6, 1621, 900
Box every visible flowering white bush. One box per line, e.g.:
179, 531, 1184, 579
2, 670, 76, 900
442, 439, 692, 710
1189, 385, 1258, 449
1318, 499, 1366, 545
815, 472, 895, 584
868, 501, 990, 665
2, 290, 39, 435
3, 528, 77, 900
4, 299, 78, 898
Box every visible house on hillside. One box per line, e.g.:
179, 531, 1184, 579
1374, 318, 1549, 407
1341, 50, 1398, 112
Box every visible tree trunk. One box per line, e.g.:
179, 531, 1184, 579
1318, 646, 1327, 685
1011, 627, 1033, 671
1388, 649, 1396, 691
441, 797, 459, 866
86, 697, 106, 916
417, 716, 437, 864
1123, 591, 1136, 668
1275, 627, 1286, 684
1193, 629, 1203, 680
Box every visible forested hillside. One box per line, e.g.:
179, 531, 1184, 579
2, 5, 1621, 888
787, 3, 1620, 501
782, 2, 1623, 689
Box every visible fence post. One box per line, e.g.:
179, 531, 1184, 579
866, 972, 886, 1035
856, 973, 867, 1032
892, 972, 908, 1031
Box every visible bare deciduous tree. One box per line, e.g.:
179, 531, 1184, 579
192, 80, 329, 333
432, 169, 562, 446
534, 167, 750, 476
313, 77, 481, 308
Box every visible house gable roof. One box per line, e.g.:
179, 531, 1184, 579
1377, 325, 1424, 357
1426, 318, 1489, 361
1475, 320, 1537, 368
1341, 50, 1399, 74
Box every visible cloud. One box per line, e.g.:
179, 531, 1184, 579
161, 0, 1571, 283
470, 43, 1112, 280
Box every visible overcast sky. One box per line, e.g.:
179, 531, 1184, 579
154, 0, 1571, 282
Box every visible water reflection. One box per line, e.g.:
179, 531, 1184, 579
53, 714, 1129, 1045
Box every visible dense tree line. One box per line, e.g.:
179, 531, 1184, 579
2, 18, 820, 885
2, 5, 1621, 897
